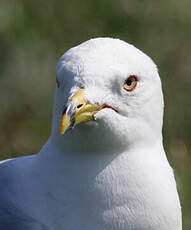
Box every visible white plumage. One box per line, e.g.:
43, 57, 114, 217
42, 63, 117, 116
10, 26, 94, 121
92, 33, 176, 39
0, 38, 182, 229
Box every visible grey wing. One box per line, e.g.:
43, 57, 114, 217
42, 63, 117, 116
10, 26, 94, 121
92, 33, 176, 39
0, 200, 49, 230
0, 219, 45, 230
0, 158, 50, 230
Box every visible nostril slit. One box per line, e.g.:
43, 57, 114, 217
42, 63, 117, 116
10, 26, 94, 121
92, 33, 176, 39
77, 104, 83, 109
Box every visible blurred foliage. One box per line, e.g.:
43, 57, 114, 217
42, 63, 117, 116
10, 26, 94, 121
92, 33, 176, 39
0, 0, 190, 228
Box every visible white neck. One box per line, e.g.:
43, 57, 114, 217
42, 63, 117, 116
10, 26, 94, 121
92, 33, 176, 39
32, 138, 178, 229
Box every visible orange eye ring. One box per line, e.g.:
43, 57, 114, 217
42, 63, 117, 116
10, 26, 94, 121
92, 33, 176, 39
123, 75, 138, 92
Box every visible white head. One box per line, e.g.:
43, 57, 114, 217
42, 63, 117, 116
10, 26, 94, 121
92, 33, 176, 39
51, 38, 164, 154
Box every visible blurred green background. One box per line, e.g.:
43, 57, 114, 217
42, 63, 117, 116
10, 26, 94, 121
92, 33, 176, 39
0, 0, 190, 228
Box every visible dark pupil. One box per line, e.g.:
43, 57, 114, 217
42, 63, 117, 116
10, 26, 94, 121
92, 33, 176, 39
126, 78, 133, 86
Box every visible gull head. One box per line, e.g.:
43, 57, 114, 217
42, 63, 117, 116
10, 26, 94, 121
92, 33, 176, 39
52, 38, 164, 153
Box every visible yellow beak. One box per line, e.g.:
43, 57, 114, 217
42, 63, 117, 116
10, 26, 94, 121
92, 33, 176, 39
60, 89, 100, 134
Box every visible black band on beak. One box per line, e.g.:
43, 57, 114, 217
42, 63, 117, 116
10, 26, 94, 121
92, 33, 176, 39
62, 100, 76, 130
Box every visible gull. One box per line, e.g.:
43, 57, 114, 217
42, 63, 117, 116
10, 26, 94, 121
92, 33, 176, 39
0, 38, 182, 230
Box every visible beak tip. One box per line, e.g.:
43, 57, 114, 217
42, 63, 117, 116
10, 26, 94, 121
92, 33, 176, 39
60, 114, 71, 135
60, 129, 66, 135
60, 89, 99, 134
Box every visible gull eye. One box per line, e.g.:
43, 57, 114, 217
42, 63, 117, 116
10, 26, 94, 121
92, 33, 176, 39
123, 75, 138, 92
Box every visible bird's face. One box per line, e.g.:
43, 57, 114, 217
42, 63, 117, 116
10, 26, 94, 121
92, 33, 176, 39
52, 38, 164, 153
